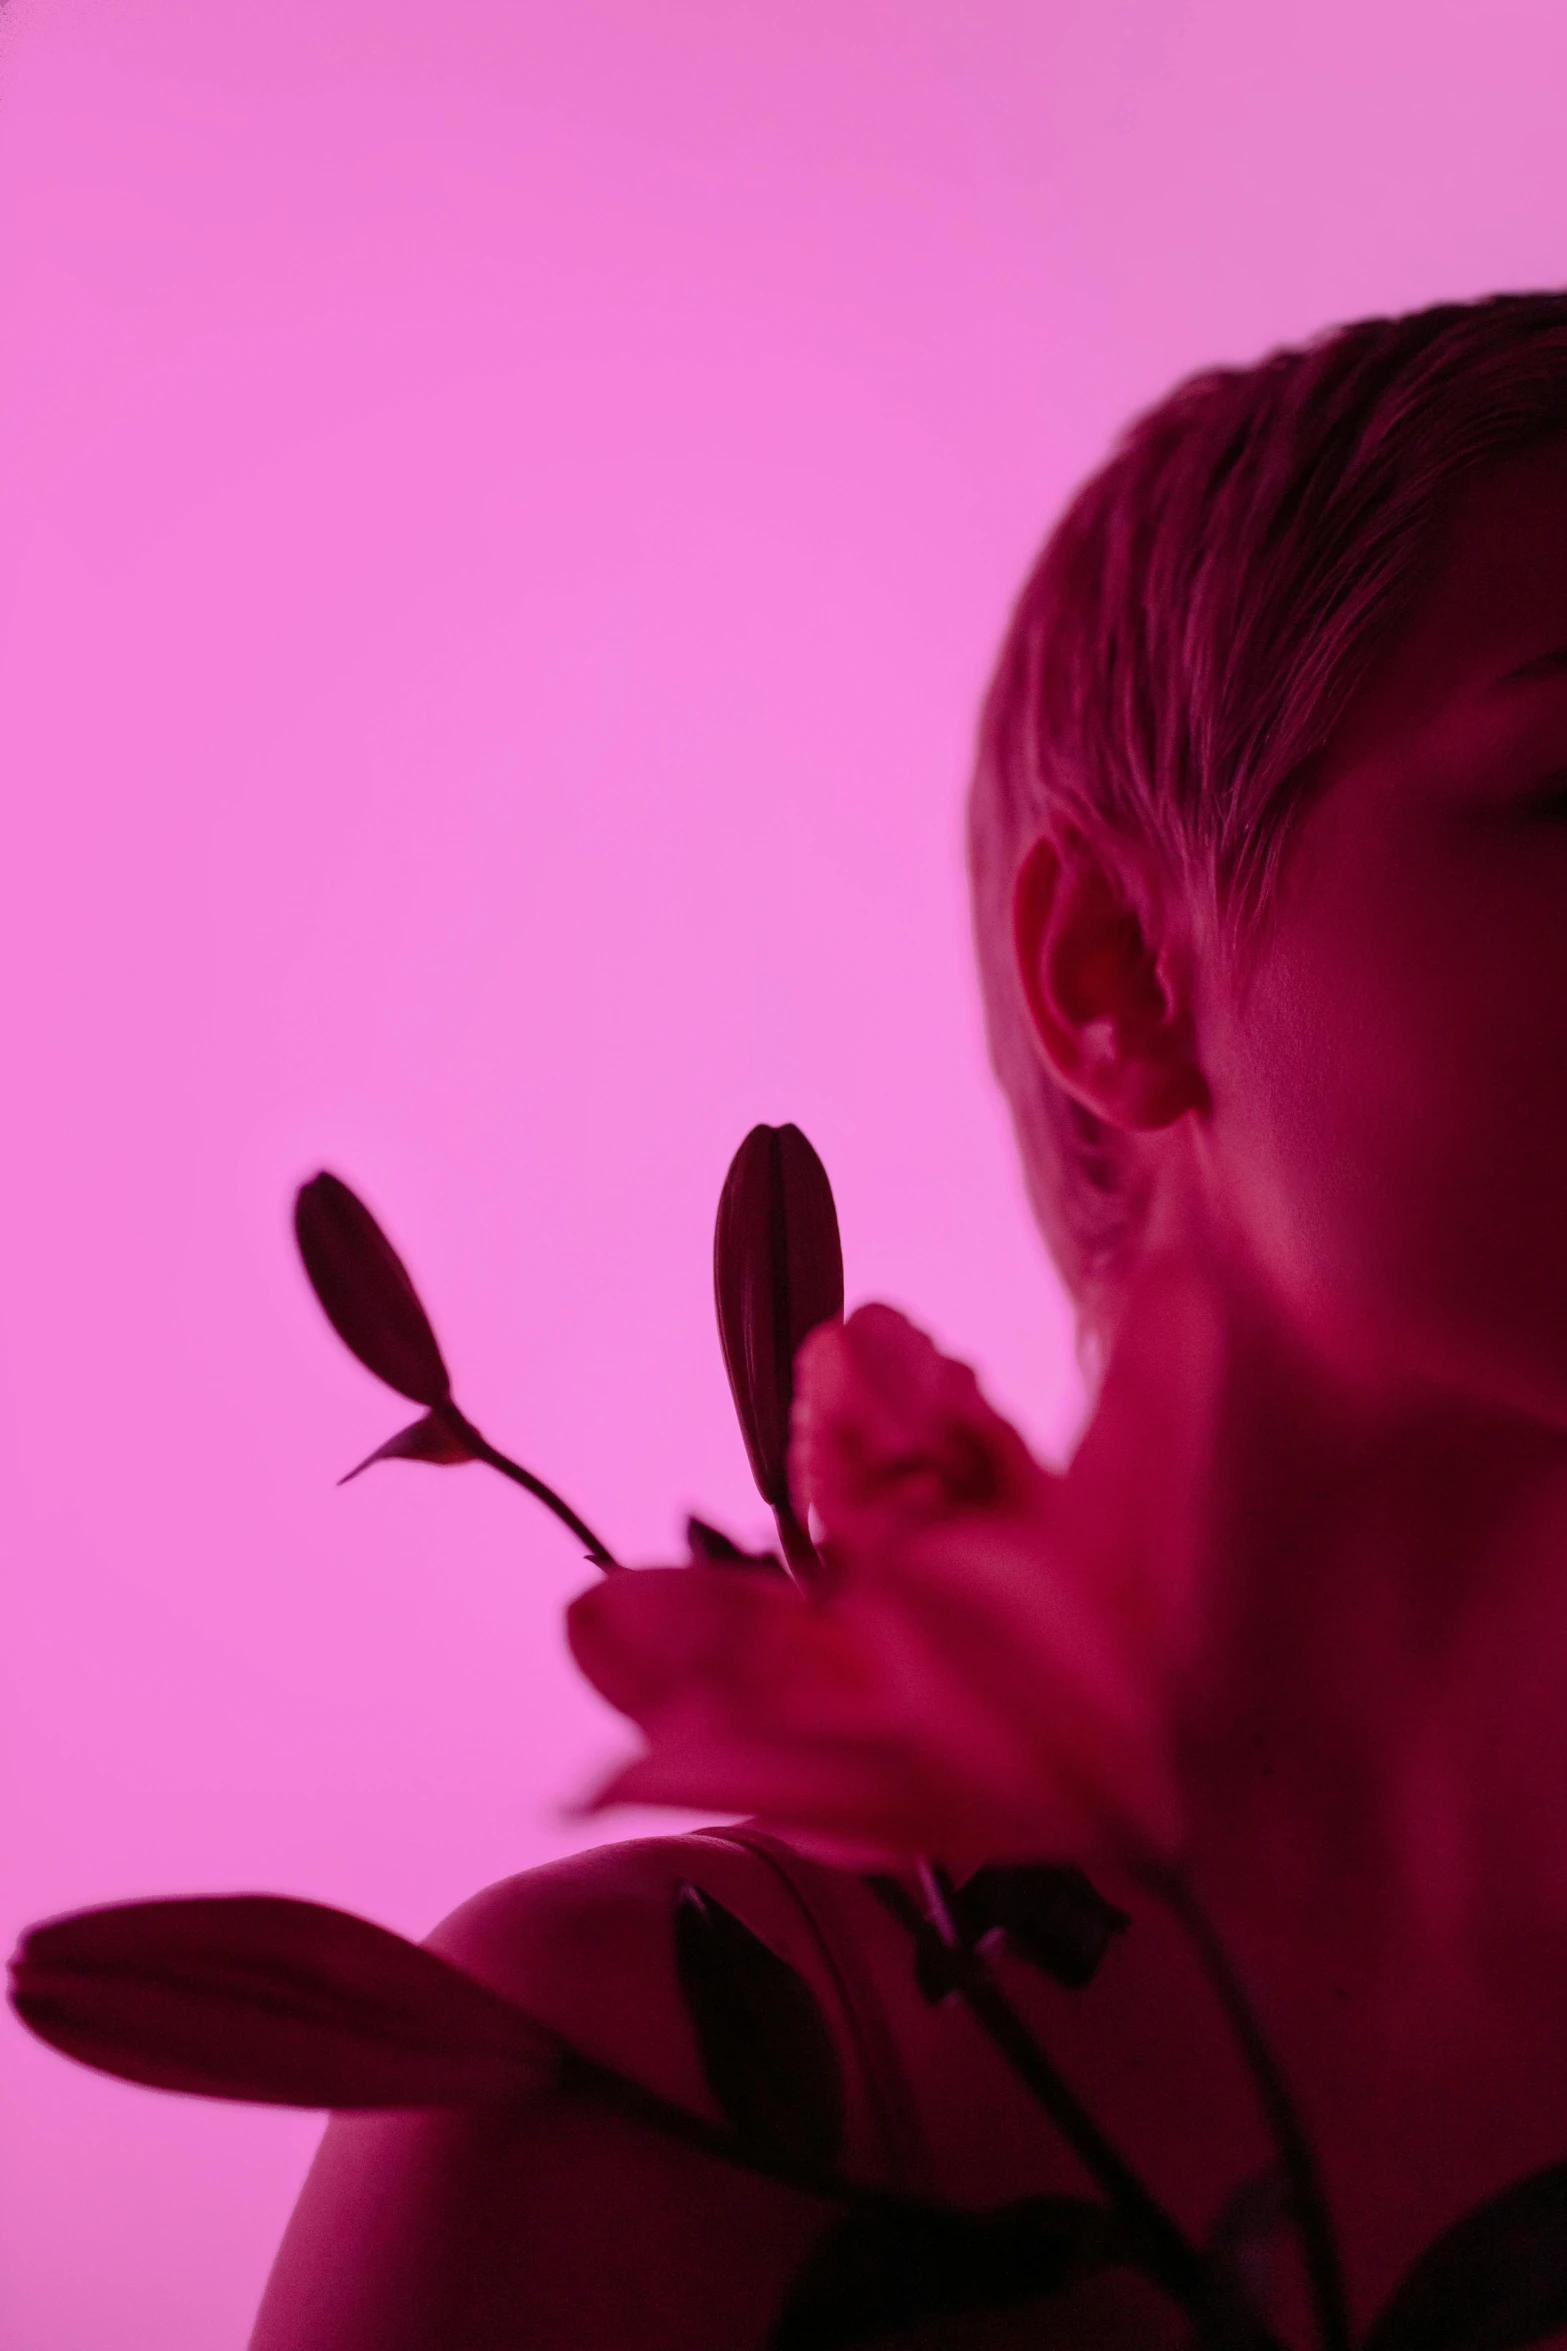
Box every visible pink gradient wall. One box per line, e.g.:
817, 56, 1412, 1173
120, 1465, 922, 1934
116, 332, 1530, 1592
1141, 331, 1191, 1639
3, 0, 1566, 2340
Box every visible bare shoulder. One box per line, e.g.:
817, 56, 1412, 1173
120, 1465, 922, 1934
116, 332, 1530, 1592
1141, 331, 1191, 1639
420, 1829, 847, 2117
248, 1831, 869, 2351
249, 1831, 1203, 2349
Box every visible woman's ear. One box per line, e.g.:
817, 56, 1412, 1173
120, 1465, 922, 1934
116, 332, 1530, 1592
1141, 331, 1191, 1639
1013, 832, 1209, 1131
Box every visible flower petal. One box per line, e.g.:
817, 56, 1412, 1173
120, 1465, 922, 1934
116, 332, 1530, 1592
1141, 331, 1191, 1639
566, 1285, 1217, 1876
791, 1307, 1047, 1557
568, 1558, 1179, 1865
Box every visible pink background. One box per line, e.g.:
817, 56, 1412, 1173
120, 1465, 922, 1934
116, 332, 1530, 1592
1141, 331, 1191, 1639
3, 1, 1566, 2340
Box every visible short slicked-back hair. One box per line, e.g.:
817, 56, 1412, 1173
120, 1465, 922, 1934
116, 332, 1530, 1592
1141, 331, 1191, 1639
969, 292, 1567, 1321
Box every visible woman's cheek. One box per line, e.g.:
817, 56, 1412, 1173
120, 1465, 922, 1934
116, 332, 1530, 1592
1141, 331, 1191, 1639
1211, 838, 1567, 1416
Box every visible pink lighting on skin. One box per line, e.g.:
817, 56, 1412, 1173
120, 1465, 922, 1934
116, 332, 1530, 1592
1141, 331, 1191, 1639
6, 1, 1567, 2344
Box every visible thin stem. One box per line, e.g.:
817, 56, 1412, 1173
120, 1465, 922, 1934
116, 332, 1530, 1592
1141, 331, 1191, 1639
444, 1406, 621, 1570
1146, 1864, 1350, 2351
866, 1874, 1206, 2313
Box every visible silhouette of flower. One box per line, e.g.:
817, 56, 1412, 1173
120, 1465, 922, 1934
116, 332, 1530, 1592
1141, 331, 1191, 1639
713, 1123, 843, 1581
569, 1282, 1219, 1871
292, 1172, 616, 1561
293, 1171, 482, 1480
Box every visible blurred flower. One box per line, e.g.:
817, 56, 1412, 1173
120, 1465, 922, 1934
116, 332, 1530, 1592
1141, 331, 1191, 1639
8, 1894, 560, 2109
294, 1169, 618, 1560
714, 1124, 843, 1577
568, 1278, 1220, 1872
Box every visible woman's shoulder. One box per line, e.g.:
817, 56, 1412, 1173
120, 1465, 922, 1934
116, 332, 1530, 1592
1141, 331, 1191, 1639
251, 1830, 1205, 2349
422, 1827, 1216, 2213
251, 1830, 853, 2351
422, 1824, 931, 2171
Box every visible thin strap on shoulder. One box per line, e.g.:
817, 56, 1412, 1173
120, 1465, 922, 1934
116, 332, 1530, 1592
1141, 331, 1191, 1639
689, 1824, 938, 2198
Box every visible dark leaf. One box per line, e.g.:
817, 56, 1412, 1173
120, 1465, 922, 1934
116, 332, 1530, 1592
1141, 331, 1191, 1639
673, 1881, 844, 2171
955, 1864, 1131, 1989
295, 1171, 451, 1407
339, 1405, 479, 1485
9, 1894, 560, 2110
685, 1513, 749, 1561
713, 1125, 844, 1512
1363, 2161, 1567, 2351
685, 1514, 787, 1576
769, 2194, 1122, 2350
910, 1920, 967, 2006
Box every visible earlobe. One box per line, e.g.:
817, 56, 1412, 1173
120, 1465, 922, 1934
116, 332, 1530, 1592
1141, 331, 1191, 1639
1012, 833, 1209, 1133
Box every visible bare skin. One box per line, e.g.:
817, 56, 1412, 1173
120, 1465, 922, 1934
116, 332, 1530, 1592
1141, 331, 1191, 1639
1017, 432, 1567, 2332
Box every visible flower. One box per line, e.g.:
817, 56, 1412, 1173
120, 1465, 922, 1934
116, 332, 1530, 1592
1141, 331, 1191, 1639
567, 1275, 1220, 1872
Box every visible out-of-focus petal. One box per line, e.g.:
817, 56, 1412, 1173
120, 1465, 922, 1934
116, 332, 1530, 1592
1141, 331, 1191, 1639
568, 1564, 788, 1716
792, 1307, 1047, 1556
568, 1279, 1220, 1876
568, 1550, 1180, 1865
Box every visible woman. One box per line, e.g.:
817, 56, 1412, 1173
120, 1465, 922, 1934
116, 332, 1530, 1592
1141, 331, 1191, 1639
251, 292, 1567, 2347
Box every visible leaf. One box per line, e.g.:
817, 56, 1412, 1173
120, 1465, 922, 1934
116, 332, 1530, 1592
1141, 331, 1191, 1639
339, 1405, 480, 1484
1362, 2160, 1567, 2351
910, 1919, 965, 2006
684, 1514, 788, 1575
294, 1171, 451, 1407
713, 1125, 844, 1512
9, 1894, 561, 2110
768, 2194, 1122, 2349
905, 1866, 1131, 2007
672, 1881, 844, 2171
955, 1864, 1131, 1990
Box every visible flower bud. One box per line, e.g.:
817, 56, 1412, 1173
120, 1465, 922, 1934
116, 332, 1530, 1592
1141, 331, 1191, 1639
713, 1125, 843, 1515
8, 1894, 559, 2109
294, 1172, 451, 1407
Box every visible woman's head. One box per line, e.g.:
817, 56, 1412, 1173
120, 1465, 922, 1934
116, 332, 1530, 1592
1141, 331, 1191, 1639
971, 293, 1567, 1406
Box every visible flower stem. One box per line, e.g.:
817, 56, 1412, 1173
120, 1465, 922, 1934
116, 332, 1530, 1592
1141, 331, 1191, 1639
866, 1873, 1207, 2314
444, 1406, 621, 1570
1145, 1863, 1350, 2351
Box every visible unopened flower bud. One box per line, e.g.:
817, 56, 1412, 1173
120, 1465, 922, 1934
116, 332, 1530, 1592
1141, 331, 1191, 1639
713, 1125, 843, 1517
8, 1894, 559, 2109
294, 1172, 451, 1408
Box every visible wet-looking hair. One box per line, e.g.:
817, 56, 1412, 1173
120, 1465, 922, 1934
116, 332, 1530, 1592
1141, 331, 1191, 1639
968, 291, 1567, 1323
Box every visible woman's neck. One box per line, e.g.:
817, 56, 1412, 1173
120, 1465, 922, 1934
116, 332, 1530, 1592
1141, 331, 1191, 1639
1165, 1277, 1567, 2047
